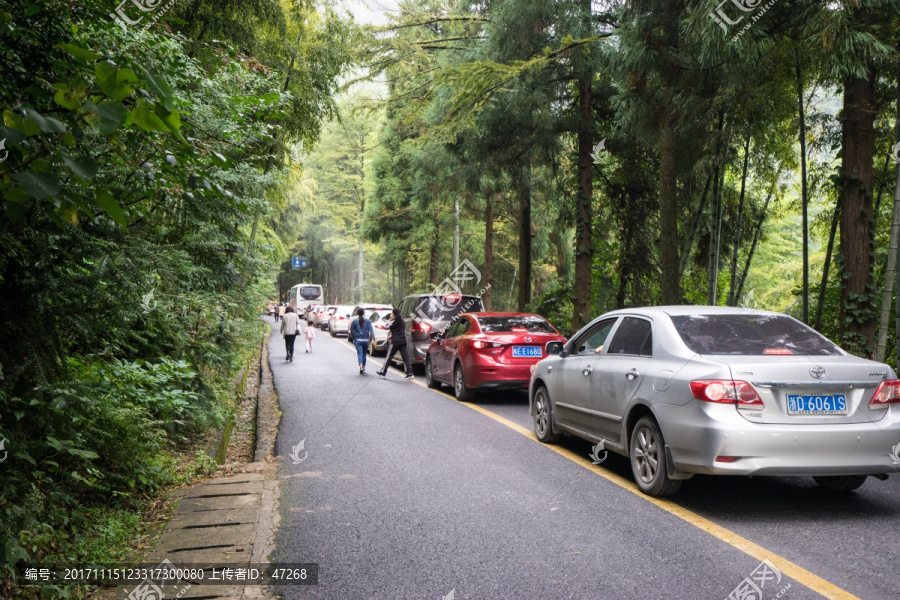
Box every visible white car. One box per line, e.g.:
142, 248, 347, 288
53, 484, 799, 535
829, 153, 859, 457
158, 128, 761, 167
345, 303, 393, 335
366, 309, 394, 356
328, 305, 356, 337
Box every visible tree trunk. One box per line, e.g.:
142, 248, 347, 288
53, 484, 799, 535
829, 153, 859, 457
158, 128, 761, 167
876, 73, 900, 362
814, 200, 841, 331
358, 237, 364, 303
838, 47, 877, 355
796, 51, 810, 323
429, 209, 440, 286
517, 163, 532, 311
728, 130, 751, 306
452, 194, 460, 268
659, 119, 680, 304
572, 75, 593, 331
876, 169, 900, 362
735, 189, 773, 304
707, 162, 722, 305
678, 172, 713, 277
483, 195, 494, 310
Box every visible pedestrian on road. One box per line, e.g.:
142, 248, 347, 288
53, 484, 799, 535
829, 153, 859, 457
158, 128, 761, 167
280, 305, 299, 361
349, 308, 375, 375
303, 319, 316, 353
277, 303, 286, 322
377, 307, 414, 380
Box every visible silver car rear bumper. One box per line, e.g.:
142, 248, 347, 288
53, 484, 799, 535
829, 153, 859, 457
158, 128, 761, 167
654, 401, 900, 476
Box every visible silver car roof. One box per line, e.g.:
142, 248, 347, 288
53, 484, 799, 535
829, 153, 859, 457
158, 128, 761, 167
599, 305, 782, 318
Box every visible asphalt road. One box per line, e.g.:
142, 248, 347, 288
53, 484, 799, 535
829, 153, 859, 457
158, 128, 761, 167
266, 318, 900, 600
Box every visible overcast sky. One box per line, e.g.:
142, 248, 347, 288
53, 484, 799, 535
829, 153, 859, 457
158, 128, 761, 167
340, 0, 400, 26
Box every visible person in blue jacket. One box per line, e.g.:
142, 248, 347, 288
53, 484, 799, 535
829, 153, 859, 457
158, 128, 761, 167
349, 308, 375, 375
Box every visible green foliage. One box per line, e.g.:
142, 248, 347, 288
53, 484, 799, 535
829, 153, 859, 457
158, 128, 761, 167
0, 0, 353, 596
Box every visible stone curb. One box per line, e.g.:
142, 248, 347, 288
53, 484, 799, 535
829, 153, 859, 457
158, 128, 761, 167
107, 332, 282, 600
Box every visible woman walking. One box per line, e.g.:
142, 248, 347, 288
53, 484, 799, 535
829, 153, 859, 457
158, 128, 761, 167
377, 307, 413, 380
280, 305, 299, 361
349, 308, 375, 374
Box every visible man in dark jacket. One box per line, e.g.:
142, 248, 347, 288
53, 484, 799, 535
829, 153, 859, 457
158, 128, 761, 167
377, 307, 414, 379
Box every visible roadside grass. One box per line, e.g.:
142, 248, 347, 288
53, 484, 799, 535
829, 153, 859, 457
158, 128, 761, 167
3, 327, 266, 600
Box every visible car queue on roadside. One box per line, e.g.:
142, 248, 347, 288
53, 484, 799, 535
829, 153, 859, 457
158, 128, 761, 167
270, 294, 900, 498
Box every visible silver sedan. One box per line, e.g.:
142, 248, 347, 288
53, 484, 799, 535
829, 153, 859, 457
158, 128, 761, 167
529, 306, 900, 496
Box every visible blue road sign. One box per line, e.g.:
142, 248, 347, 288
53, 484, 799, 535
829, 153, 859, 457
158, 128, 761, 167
291, 257, 309, 269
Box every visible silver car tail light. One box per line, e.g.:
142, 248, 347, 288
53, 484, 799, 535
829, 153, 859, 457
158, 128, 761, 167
690, 380, 764, 410
869, 380, 900, 408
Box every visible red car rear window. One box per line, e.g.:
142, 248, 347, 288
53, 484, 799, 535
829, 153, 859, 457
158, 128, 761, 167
477, 316, 556, 334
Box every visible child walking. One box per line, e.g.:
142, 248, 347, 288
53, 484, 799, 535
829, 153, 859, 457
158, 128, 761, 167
303, 319, 316, 353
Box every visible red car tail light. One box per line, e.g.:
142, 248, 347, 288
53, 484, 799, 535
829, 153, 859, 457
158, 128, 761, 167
472, 339, 503, 349
869, 380, 900, 408
411, 320, 432, 334
690, 380, 764, 410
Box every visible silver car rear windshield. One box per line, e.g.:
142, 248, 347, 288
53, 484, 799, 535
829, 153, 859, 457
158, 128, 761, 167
670, 314, 843, 355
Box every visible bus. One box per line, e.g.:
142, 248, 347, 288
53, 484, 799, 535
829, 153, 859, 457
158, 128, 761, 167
288, 283, 324, 314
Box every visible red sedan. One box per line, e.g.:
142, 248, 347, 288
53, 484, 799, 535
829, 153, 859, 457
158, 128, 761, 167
425, 312, 566, 401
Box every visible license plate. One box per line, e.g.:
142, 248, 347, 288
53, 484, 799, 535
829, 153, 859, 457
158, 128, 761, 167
786, 394, 848, 415
512, 346, 542, 358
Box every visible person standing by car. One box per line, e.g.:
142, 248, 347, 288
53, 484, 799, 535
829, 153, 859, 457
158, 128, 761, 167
349, 308, 375, 374
377, 307, 414, 380
280, 306, 299, 361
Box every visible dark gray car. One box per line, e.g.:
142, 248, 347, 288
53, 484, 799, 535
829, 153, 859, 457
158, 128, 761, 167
529, 306, 900, 497
393, 293, 485, 366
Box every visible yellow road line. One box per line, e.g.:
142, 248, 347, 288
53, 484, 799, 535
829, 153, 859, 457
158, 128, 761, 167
404, 374, 860, 600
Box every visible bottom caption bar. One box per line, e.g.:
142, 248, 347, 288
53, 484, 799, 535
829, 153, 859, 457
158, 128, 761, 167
19, 562, 318, 586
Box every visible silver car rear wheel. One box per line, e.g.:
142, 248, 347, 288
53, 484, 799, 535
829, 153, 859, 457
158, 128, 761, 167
629, 416, 681, 497
533, 386, 561, 443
